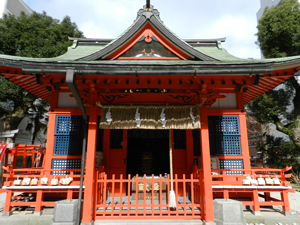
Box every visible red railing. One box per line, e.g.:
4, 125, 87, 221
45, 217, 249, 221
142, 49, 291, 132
94, 173, 202, 220
1, 167, 84, 213
207, 167, 294, 213
210, 166, 292, 186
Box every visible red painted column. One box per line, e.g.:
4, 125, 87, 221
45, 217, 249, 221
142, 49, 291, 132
236, 92, 244, 109
44, 112, 56, 175
3, 190, 12, 214
186, 130, 194, 176
281, 190, 291, 214
103, 130, 110, 176
200, 106, 215, 223
239, 112, 251, 170
50, 91, 59, 108
82, 94, 98, 223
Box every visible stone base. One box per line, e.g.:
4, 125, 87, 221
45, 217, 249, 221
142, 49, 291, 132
1, 211, 12, 217
52, 199, 79, 224
213, 199, 246, 225
34, 211, 42, 216
51, 221, 76, 225
250, 209, 261, 216
81, 221, 94, 225
283, 211, 292, 216
203, 220, 216, 225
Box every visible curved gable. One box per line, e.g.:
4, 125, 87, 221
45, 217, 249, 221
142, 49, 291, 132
77, 5, 217, 61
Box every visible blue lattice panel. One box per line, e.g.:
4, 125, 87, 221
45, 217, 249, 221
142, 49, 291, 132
219, 159, 244, 175
51, 159, 81, 175
55, 116, 83, 136
209, 135, 241, 156
54, 136, 83, 156
208, 116, 240, 135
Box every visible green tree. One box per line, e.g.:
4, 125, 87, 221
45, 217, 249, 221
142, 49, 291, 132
258, 135, 300, 170
0, 11, 84, 142
0, 11, 84, 57
248, 0, 300, 151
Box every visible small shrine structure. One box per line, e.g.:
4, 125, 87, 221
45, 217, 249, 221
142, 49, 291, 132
0, 2, 298, 224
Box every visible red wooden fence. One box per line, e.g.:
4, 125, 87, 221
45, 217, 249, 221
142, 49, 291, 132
94, 172, 202, 220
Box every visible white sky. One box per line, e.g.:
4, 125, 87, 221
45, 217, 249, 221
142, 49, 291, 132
23, 0, 262, 59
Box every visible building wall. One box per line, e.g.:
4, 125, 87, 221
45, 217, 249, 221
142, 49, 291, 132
257, 0, 281, 21
0, 0, 32, 18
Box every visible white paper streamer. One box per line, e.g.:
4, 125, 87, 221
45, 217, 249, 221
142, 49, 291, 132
160, 108, 167, 128
106, 108, 112, 125
135, 108, 141, 127
190, 107, 195, 125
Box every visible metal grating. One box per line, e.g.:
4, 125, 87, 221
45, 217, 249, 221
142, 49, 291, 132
54, 136, 83, 156
208, 116, 240, 135
209, 136, 241, 156
55, 116, 83, 136
51, 159, 81, 175
219, 159, 244, 175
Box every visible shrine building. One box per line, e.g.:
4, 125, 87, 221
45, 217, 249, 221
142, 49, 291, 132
0, 2, 299, 224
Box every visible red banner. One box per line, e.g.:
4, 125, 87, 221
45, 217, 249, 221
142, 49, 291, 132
0, 142, 7, 164
35, 147, 45, 168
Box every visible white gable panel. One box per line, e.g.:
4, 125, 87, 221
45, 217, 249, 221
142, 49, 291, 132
209, 93, 237, 109
58, 93, 78, 108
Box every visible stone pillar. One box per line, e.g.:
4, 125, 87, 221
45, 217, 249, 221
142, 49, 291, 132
213, 199, 246, 225
51, 199, 79, 225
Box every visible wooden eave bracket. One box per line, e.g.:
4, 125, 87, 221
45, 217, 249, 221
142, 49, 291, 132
66, 68, 88, 121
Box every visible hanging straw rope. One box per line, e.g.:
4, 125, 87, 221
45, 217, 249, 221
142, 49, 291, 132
95, 102, 205, 110
95, 97, 206, 110
168, 129, 176, 208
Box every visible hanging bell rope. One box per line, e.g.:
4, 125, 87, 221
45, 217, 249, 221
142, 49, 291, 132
168, 129, 176, 209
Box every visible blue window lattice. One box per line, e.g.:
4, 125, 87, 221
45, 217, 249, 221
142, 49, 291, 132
55, 116, 83, 136
51, 159, 81, 175
209, 136, 241, 156
208, 116, 241, 156
53, 115, 83, 156
208, 116, 240, 135
219, 159, 244, 175
54, 136, 83, 156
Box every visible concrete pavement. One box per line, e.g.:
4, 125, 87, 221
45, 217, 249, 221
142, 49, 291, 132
0, 191, 300, 225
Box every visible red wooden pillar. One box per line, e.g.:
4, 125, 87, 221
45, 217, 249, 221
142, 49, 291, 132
103, 130, 110, 176
252, 189, 260, 214
3, 190, 12, 214
43, 90, 58, 175
281, 190, 291, 214
200, 106, 215, 223
50, 91, 59, 108
35, 190, 43, 213
44, 112, 56, 175
186, 130, 194, 176
239, 112, 251, 170
82, 94, 98, 223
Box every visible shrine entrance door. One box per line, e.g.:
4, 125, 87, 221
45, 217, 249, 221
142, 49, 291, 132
127, 129, 169, 177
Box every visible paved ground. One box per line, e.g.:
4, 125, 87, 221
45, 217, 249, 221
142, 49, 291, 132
0, 191, 300, 225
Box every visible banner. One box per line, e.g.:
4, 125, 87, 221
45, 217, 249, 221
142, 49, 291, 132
0, 142, 7, 164
35, 147, 45, 168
